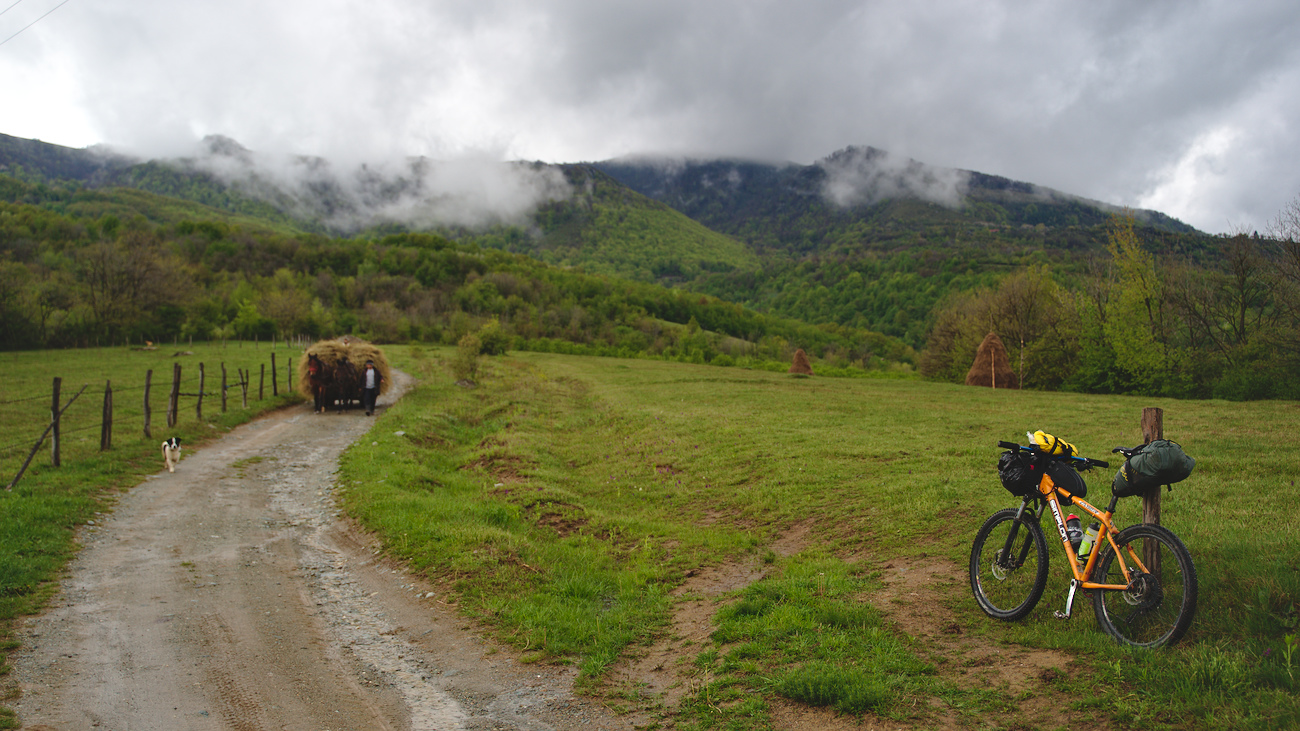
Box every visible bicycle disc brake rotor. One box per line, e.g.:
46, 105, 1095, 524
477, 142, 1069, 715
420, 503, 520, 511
1122, 571, 1163, 611
991, 549, 1012, 580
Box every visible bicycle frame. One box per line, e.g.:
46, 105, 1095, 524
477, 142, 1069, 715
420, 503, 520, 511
1029, 470, 1150, 618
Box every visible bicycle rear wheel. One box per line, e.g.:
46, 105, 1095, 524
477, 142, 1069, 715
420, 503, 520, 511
970, 508, 1049, 620
1092, 523, 1197, 647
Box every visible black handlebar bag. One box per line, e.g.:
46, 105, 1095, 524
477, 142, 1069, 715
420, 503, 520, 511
997, 450, 1038, 497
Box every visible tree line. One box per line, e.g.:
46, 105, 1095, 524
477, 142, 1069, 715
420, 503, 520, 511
0, 178, 914, 372
920, 206, 1300, 400
5, 166, 1298, 399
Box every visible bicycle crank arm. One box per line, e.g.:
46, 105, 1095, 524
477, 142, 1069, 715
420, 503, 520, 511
1054, 580, 1081, 620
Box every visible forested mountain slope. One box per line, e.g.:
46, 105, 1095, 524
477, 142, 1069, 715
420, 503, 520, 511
7, 132, 1296, 400
594, 146, 1203, 258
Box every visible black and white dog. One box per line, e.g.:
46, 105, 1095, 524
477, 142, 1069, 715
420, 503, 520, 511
161, 437, 182, 473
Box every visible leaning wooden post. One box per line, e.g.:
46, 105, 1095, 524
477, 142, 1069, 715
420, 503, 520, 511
196, 363, 205, 421
168, 363, 181, 428
271, 352, 278, 396
221, 363, 228, 413
100, 380, 113, 451
1141, 407, 1164, 572
9, 385, 86, 491
51, 377, 62, 467
259, 364, 265, 401
143, 369, 153, 439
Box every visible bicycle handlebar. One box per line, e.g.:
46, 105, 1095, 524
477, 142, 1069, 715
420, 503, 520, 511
997, 440, 1109, 469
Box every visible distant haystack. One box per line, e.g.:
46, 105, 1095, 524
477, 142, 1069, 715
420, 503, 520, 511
965, 332, 1018, 389
789, 348, 814, 376
298, 338, 391, 410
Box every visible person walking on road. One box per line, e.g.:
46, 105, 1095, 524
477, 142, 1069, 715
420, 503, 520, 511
362, 360, 382, 416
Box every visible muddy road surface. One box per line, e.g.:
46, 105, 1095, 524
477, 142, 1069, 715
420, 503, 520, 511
11, 372, 636, 730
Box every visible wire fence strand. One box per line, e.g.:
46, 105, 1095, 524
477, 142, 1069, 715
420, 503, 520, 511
1, 353, 302, 485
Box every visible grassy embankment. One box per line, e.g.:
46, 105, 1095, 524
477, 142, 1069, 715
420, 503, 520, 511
340, 347, 1298, 730
0, 342, 301, 729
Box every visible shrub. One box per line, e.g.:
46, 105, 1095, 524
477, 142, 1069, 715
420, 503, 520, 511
477, 318, 510, 356
452, 333, 481, 382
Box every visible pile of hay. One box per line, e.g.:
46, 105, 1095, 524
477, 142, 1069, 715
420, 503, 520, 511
965, 332, 1019, 389
298, 338, 392, 406
789, 348, 814, 376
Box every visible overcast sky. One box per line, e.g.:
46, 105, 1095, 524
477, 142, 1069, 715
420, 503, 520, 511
2, 0, 1298, 234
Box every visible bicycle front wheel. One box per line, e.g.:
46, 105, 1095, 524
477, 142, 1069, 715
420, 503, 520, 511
1092, 523, 1197, 648
970, 508, 1049, 620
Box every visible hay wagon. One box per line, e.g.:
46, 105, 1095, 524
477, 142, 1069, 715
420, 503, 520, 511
297, 338, 391, 412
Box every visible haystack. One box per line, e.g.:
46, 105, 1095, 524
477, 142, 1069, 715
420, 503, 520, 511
965, 332, 1018, 388
298, 338, 392, 408
789, 348, 814, 376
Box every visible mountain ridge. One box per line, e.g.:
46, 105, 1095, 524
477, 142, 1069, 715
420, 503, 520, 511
1, 133, 1199, 243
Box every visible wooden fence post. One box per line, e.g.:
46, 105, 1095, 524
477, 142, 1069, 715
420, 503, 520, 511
240, 368, 249, 409
1141, 408, 1163, 525
51, 377, 62, 467
196, 363, 205, 421
100, 380, 112, 451
271, 353, 278, 396
143, 369, 152, 439
259, 364, 265, 401
1141, 407, 1164, 573
221, 363, 228, 413
8, 385, 86, 491
168, 363, 181, 428
287, 359, 293, 394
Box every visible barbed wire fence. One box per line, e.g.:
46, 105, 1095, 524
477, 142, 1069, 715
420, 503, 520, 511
2, 349, 303, 491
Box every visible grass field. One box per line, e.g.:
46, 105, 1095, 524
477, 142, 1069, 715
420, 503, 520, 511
2, 344, 1297, 729
0, 342, 301, 728
338, 347, 1299, 729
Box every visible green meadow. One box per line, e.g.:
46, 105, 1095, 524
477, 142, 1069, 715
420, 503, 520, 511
2, 344, 1298, 729
342, 347, 1299, 729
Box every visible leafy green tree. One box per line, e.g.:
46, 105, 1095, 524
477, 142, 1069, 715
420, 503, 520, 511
232, 299, 275, 339
477, 318, 510, 355
0, 260, 34, 347
1101, 215, 1169, 391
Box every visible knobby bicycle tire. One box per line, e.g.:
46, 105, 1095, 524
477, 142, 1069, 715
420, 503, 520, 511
970, 508, 1049, 621
1092, 523, 1198, 648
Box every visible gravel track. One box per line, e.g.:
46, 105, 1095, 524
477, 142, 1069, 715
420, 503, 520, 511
10, 372, 638, 730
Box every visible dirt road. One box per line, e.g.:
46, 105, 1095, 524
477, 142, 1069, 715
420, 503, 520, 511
10, 372, 637, 730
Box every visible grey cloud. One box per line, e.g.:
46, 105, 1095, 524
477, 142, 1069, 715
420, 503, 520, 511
4, 0, 1300, 232
819, 147, 968, 209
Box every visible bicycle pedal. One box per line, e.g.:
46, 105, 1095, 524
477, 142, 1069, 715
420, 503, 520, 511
1054, 610, 1071, 620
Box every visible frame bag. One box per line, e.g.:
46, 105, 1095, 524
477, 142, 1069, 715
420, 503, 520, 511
1112, 439, 1196, 497
1046, 459, 1087, 506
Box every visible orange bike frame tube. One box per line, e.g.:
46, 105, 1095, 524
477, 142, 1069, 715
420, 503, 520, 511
1038, 474, 1132, 590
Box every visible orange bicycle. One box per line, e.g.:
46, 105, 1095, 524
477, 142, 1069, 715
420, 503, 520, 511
970, 438, 1197, 648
